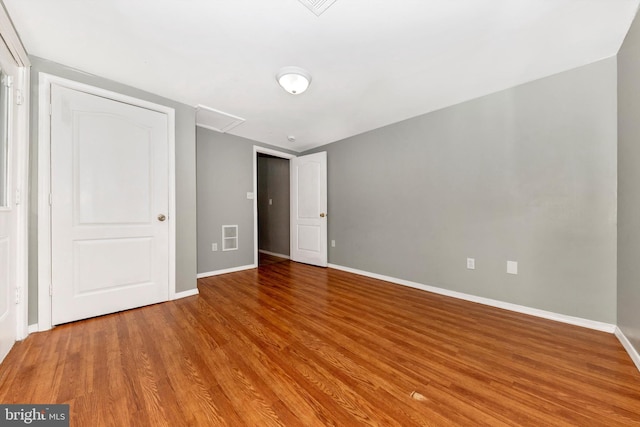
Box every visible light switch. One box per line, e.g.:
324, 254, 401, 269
507, 261, 518, 275
246, 192, 254, 199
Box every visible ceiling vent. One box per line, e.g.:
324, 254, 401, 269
196, 105, 245, 133
297, 0, 337, 16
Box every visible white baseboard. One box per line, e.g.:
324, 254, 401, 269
197, 264, 256, 278
172, 288, 199, 300
28, 324, 39, 334
615, 327, 640, 372
258, 249, 290, 259
328, 263, 617, 334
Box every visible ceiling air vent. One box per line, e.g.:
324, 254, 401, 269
196, 105, 245, 133
297, 0, 337, 16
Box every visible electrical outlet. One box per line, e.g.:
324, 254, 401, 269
331, 240, 336, 247
212, 243, 218, 252
507, 260, 518, 275
466, 258, 475, 270
269, 198, 273, 205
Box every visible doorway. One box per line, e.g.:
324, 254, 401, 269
253, 147, 295, 266
256, 153, 291, 266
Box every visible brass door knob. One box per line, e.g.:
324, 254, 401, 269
320, 213, 326, 218
158, 214, 166, 222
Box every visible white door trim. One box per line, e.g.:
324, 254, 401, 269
0, 7, 30, 343
38, 73, 176, 331
14, 66, 30, 340
252, 146, 296, 267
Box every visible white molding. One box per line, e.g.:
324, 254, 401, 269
14, 66, 29, 340
27, 324, 39, 334
328, 264, 617, 334
37, 74, 52, 331
252, 146, 296, 267
615, 327, 640, 373
37, 73, 177, 330
173, 288, 199, 300
258, 249, 290, 259
0, 5, 29, 67
197, 264, 256, 279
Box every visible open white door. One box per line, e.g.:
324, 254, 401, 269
50, 84, 170, 325
0, 42, 20, 362
290, 152, 327, 267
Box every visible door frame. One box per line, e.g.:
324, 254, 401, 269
252, 146, 296, 267
38, 73, 176, 331
0, 8, 30, 342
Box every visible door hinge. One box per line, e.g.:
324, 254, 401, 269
15, 188, 21, 205
15, 287, 21, 304
3, 75, 12, 88
49, 285, 53, 296
15, 89, 23, 105
49, 193, 52, 206
49, 103, 52, 116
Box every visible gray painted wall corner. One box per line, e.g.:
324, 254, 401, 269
196, 127, 295, 274
617, 10, 640, 354
306, 57, 618, 324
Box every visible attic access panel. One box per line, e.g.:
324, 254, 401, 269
196, 105, 245, 133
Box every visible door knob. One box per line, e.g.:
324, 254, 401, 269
157, 214, 166, 222
320, 213, 326, 218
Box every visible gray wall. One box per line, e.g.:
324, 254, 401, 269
28, 56, 198, 324
196, 127, 295, 274
257, 154, 290, 257
618, 11, 640, 353
306, 58, 618, 323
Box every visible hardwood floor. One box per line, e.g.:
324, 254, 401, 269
1, 261, 639, 426
258, 252, 289, 266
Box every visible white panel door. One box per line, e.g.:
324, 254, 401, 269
51, 85, 169, 325
290, 152, 327, 267
0, 64, 17, 362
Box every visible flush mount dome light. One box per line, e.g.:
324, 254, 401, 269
276, 66, 311, 95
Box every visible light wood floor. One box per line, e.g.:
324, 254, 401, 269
1, 261, 639, 426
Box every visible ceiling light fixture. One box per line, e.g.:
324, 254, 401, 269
276, 66, 311, 95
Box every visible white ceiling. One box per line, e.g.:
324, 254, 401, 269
5, 0, 639, 152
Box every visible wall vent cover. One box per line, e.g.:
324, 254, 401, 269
297, 0, 337, 16
222, 225, 238, 251
196, 105, 245, 133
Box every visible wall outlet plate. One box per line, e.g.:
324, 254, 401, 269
212, 243, 218, 252
507, 260, 518, 275
466, 258, 475, 269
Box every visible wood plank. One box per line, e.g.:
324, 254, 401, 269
1, 261, 639, 425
